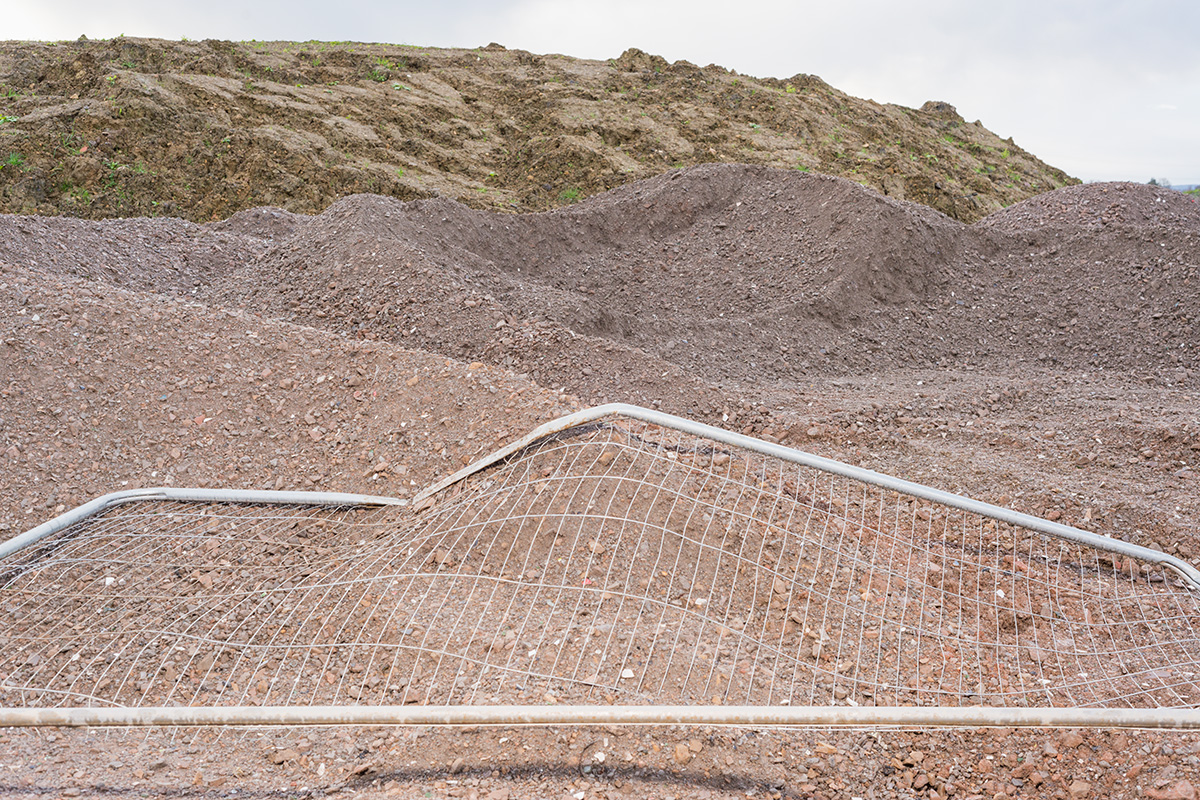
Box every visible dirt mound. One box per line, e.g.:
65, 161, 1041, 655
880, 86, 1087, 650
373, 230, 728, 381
979, 180, 1200, 234
210, 165, 972, 390
194, 166, 1196, 401
0, 37, 1076, 223
0, 211, 255, 291
1, 164, 1195, 408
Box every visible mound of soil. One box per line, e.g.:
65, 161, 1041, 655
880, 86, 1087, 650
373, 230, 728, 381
208, 167, 1196, 401
0, 38, 1076, 223
4, 164, 1195, 414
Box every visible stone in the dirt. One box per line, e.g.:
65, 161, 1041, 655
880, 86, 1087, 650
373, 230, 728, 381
270, 749, 300, 765
1069, 779, 1091, 798
1147, 781, 1198, 800
673, 742, 692, 764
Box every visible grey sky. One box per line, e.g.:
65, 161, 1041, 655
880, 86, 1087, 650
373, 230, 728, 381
9, 0, 1199, 184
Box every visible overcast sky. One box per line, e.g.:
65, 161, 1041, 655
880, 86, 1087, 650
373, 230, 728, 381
9, 0, 1199, 184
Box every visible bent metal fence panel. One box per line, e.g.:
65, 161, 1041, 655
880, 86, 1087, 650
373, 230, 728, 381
2, 404, 1199, 729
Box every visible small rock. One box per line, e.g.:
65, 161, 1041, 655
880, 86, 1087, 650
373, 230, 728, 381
688, 738, 703, 753
1069, 779, 1091, 798
673, 742, 692, 764
1147, 780, 1198, 800
270, 749, 300, 765
449, 757, 465, 774
1062, 732, 1084, 748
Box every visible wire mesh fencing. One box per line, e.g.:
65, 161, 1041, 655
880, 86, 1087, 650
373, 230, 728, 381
2, 406, 1199, 728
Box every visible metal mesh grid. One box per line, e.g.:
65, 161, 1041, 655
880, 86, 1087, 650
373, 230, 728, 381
2, 417, 1199, 721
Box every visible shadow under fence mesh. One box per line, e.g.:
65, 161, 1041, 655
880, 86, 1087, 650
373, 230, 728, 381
2, 404, 1199, 728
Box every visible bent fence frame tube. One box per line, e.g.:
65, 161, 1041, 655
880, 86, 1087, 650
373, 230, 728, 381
2, 704, 1200, 730
0, 487, 407, 561
414, 403, 1200, 590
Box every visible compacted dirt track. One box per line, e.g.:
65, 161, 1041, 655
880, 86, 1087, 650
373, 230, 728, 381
1, 167, 1199, 799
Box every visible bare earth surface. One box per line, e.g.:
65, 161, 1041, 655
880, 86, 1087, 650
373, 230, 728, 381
0, 38, 1076, 224
1, 166, 1199, 799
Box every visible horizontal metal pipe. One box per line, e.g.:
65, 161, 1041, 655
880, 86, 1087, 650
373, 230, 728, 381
0, 488, 406, 560
3, 704, 1200, 730
416, 403, 1200, 590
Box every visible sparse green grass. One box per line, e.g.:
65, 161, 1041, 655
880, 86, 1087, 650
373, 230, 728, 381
65, 185, 92, 204
558, 187, 582, 203
3, 153, 25, 170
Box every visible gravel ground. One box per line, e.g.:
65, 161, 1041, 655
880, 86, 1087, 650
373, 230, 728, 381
1, 169, 1199, 798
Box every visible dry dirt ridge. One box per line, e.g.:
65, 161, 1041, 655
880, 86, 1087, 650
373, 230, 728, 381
0, 37, 1076, 223
1, 168, 1200, 799
2, 164, 1196, 401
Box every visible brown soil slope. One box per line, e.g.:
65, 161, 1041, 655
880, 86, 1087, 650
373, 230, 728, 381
3, 166, 1195, 412
0, 38, 1075, 223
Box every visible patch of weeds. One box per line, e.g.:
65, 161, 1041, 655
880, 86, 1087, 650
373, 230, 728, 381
396, 167, 405, 177
1000, 148, 1010, 159
0, 116, 17, 125
785, 83, 796, 93
65, 185, 92, 204
3, 152, 25, 170
391, 83, 412, 91
132, 160, 149, 175
558, 187, 582, 203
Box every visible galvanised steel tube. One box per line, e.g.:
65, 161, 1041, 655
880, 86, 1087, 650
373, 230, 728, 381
0, 487, 407, 560
3, 704, 1200, 730
416, 403, 1200, 590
